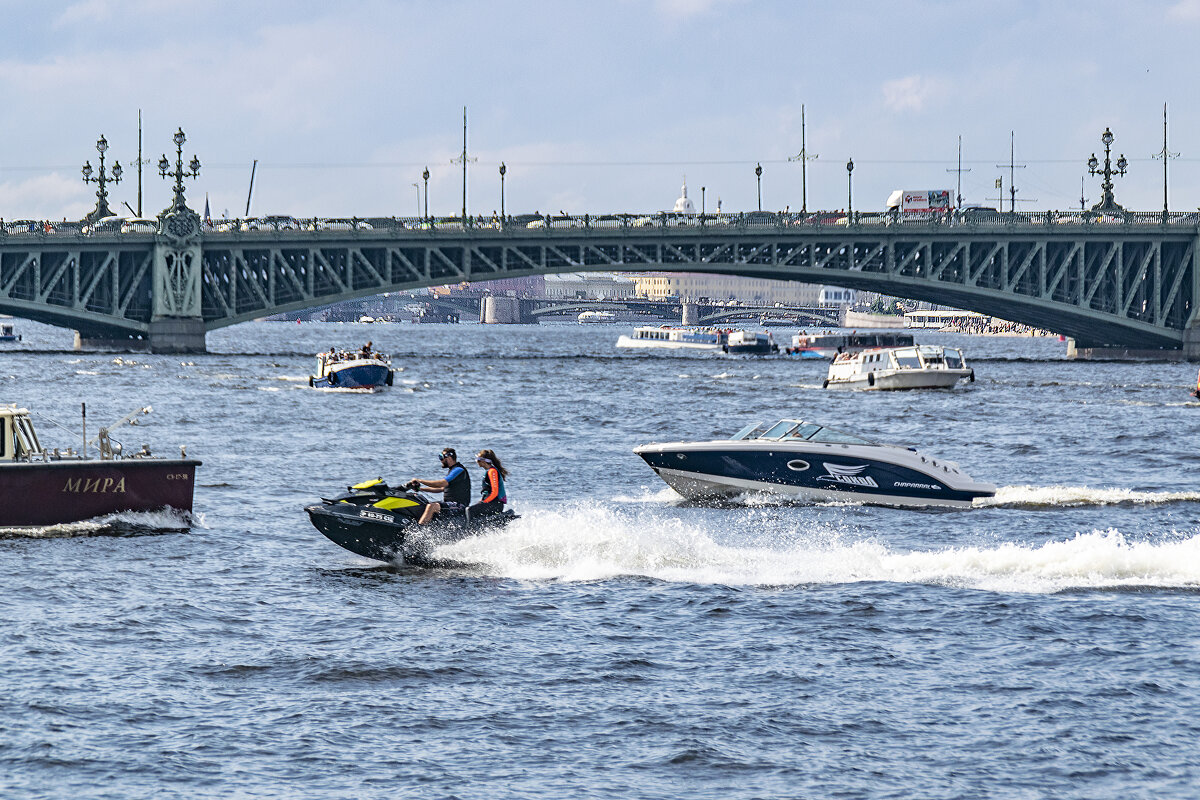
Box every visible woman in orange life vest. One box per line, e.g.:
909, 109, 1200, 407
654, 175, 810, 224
470, 450, 509, 519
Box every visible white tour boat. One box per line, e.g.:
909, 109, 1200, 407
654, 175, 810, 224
616, 326, 776, 354
824, 345, 974, 390
578, 310, 618, 323
788, 330, 913, 359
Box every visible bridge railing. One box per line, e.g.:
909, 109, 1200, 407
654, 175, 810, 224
3, 209, 1199, 240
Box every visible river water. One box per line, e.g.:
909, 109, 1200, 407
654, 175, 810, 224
2, 320, 1199, 799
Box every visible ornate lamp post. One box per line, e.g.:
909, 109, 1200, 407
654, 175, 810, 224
846, 157, 854, 216
158, 127, 200, 213
499, 162, 506, 219
755, 163, 763, 211
422, 167, 430, 220
81, 134, 123, 223
1087, 127, 1127, 213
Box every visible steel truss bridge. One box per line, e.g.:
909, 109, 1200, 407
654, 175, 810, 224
424, 296, 842, 326
1, 210, 1197, 357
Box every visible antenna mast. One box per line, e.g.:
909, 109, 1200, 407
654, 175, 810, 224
1152, 102, 1179, 216
946, 135, 970, 208
788, 105, 818, 213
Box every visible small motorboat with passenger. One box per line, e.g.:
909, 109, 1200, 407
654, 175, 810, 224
634, 418, 995, 508
306, 478, 518, 564
310, 346, 394, 389
824, 345, 974, 390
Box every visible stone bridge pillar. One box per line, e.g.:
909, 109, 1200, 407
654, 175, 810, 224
1184, 327, 1200, 362
482, 296, 539, 324
682, 302, 700, 325
149, 206, 207, 353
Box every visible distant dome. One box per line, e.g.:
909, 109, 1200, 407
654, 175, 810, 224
672, 179, 695, 214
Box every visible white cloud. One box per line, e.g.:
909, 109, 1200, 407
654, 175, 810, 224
653, 0, 739, 19
1168, 0, 1200, 20
0, 173, 94, 221
881, 75, 946, 113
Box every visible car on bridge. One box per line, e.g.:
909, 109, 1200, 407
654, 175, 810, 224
246, 215, 301, 231
4, 220, 44, 234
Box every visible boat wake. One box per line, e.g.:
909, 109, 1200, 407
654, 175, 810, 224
431, 504, 1200, 592
981, 485, 1200, 508
0, 508, 199, 540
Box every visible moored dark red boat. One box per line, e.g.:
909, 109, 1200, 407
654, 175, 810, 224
1, 405, 201, 527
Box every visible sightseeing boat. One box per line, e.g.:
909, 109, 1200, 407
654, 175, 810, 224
824, 345, 974, 390
310, 347, 394, 389
578, 310, 618, 323
0, 319, 19, 342
635, 418, 995, 509
0, 404, 201, 527
616, 326, 777, 354
788, 330, 914, 359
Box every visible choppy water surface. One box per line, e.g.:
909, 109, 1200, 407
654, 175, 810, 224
3, 321, 1199, 799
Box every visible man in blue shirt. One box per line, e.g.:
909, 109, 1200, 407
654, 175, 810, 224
410, 448, 471, 525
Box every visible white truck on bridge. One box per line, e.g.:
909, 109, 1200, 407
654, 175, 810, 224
886, 189, 953, 217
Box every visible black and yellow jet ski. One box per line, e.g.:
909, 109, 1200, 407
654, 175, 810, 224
306, 478, 518, 564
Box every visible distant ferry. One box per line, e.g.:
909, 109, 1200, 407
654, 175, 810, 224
578, 310, 618, 323
788, 331, 914, 359
617, 326, 777, 354
0, 320, 19, 342
824, 345, 974, 390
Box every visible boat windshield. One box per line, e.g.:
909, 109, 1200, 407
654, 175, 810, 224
892, 348, 923, 369
732, 421, 768, 440
944, 348, 963, 369
760, 420, 800, 439
731, 419, 877, 446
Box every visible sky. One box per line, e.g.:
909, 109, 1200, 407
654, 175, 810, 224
3, 0, 1200, 221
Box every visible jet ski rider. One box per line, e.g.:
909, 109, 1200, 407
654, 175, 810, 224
469, 450, 509, 519
410, 448, 471, 525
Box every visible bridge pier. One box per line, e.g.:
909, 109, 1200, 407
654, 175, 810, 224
148, 318, 207, 354
682, 303, 700, 326
482, 296, 539, 324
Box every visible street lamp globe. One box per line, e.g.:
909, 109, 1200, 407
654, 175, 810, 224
422, 167, 430, 182
1116, 155, 1128, 173
189, 156, 201, 175
96, 135, 108, 154
82, 161, 93, 180
755, 163, 762, 178
174, 128, 186, 147
1088, 154, 1099, 171
158, 155, 170, 175
846, 158, 854, 174
1102, 128, 1114, 147
111, 162, 122, 181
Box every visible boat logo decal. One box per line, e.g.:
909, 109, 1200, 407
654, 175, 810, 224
358, 509, 392, 522
63, 477, 126, 494
817, 463, 878, 488
894, 481, 941, 490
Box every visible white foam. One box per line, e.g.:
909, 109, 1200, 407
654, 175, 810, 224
1, 507, 196, 539
432, 506, 1200, 593
983, 485, 1200, 508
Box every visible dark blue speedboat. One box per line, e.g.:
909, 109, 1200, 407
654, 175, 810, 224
634, 419, 995, 508
310, 349, 394, 389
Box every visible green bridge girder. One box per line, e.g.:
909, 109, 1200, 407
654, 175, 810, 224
2, 216, 1197, 353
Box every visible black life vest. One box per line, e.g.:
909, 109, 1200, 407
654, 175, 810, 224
445, 463, 471, 506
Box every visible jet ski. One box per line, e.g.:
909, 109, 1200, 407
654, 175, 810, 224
306, 478, 518, 564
